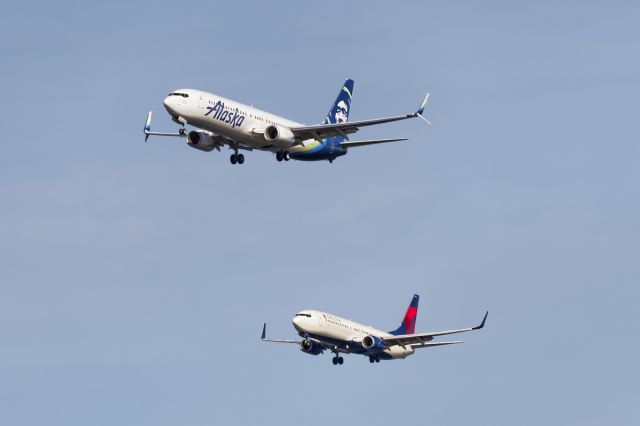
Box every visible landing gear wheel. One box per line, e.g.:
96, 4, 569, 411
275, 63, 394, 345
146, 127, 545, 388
337, 356, 344, 365
230, 154, 237, 165
276, 151, 283, 162
332, 357, 338, 365
283, 151, 291, 161
237, 153, 245, 164
369, 356, 375, 363
375, 356, 380, 363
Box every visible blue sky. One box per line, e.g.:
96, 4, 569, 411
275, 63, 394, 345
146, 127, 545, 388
1, 1, 639, 425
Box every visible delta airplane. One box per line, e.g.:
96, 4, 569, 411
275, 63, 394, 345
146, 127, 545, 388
261, 294, 488, 365
143, 79, 429, 164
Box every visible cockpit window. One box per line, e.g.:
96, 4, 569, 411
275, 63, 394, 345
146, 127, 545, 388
295, 313, 311, 318
168, 92, 189, 98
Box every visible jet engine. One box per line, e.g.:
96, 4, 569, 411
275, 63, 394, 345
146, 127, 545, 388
187, 131, 218, 152
362, 335, 385, 351
299, 339, 323, 355
264, 125, 295, 144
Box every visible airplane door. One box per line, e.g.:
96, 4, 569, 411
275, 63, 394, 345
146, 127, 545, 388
198, 95, 205, 109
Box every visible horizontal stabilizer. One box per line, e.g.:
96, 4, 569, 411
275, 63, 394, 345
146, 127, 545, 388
340, 138, 408, 148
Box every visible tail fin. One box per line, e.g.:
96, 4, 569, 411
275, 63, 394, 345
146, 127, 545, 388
389, 294, 419, 335
323, 79, 354, 125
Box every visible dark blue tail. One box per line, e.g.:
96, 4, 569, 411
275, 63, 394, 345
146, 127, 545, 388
324, 79, 354, 126
389, 294, 419, 335
321, 79, 353, 151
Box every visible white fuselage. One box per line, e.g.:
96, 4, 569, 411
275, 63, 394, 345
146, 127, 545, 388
163, 89, 325, 154
292, 309, 414, 359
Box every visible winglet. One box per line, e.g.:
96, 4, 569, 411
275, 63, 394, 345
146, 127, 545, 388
417, 93, 429, 115
416, 93, 431, 125
144, 111, 152, 142
261, 323, 267, 340
473, 311, 489, 330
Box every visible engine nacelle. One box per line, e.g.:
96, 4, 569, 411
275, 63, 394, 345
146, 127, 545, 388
187, 131, 217, 152
264, 125, 295, 144
299, 339, 323, 355
362, 335, 385, 351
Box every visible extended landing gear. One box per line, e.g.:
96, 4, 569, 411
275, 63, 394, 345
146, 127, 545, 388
332, 356, 344, 365
230, 153, 245, 165
276, 151, 291, 162
368, 355, 381, 363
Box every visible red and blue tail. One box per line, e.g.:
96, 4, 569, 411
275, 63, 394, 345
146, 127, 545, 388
389, 294, 419, 335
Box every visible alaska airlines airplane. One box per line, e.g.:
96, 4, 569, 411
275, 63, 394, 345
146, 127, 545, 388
144, 79, 429, 164
262, 294, 488, 365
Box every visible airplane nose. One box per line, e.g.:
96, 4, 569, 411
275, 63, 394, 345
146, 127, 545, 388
163, 97, 172, 112
292, 316, 303, 331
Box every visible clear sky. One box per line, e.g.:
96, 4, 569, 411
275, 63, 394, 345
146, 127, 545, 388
1, 1, 639, 425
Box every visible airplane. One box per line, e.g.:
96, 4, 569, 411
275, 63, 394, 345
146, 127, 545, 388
143, 79, 430, 165
261, 294, 488, 365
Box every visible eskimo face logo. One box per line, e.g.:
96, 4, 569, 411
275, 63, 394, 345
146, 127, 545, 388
205, 101, 245, 128
335, 100, 349, 123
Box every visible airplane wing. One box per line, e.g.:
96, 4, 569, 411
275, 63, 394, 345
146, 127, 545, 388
288, 93, 430, 141
144, 111, 251, 151
382, 311, 488, 347
143, 111, 186, 142
260, 324, 344, 353
260, 323, 300, 343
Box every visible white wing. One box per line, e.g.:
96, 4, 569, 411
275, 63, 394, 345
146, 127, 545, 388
260, 323, 300, 343
288, 93, 429, 141
382, 311, 488, 347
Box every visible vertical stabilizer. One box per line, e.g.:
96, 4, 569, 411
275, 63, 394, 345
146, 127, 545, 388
323, 79, 354, 125
389, 294, 419, 335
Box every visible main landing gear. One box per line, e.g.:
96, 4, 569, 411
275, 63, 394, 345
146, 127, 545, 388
368, 355, 381, 363
332, 355, 344, 365
230, 153, 245, 165
276, 151, 291, 162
